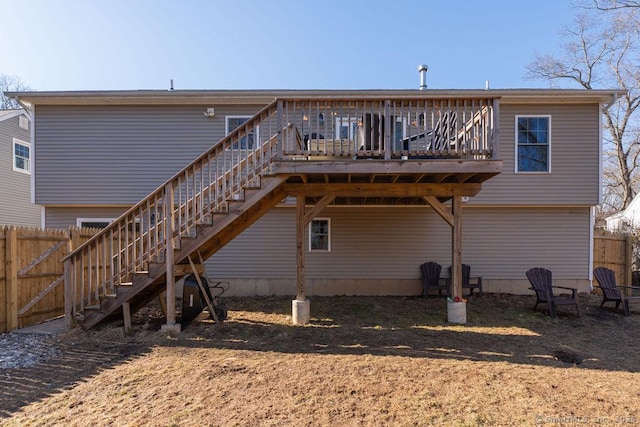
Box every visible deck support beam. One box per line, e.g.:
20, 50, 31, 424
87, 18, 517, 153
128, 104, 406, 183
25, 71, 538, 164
423, 194, 465, 322
293, 194, 335, 324
451, 195, 463, 300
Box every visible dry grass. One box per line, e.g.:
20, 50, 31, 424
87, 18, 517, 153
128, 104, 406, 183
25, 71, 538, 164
2, 293, 640, 426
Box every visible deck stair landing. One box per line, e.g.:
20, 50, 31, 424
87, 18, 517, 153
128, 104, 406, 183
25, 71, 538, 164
63, 96, 501, 330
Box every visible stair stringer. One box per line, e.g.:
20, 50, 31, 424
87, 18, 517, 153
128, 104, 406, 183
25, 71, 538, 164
78, 175, 289, 330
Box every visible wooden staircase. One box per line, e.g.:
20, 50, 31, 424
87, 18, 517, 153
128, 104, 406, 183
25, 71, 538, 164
63, 100, 291, 329
78, 175, 288, 329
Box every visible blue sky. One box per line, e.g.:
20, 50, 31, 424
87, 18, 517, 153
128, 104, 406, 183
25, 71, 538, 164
0, 0, 577, 91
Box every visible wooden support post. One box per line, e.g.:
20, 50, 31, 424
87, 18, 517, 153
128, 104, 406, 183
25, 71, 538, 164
451, 196, 463, 300
122, 302, 131, 333
162, 183, 179, 332
296, 195, 305, 301
491, 98, 500, 159
277, 99, 284, 160
384, 100, 391, 160
5, 227, 18, 331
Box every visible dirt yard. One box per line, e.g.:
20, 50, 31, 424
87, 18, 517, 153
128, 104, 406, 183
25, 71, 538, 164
1, 293, 640, 426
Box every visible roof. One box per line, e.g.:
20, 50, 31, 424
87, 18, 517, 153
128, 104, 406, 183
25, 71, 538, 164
5, 88, 626, 108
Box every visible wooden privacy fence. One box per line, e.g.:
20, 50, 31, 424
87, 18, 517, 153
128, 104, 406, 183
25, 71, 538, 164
593, 230, 633, 288
0, 226, 99, 332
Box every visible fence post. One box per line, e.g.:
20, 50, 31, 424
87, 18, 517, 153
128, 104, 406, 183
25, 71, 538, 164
64, 227, 74, 330
5, 227, 18, 331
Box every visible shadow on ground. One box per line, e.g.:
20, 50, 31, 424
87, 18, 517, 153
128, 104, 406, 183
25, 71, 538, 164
172, 293, 640, 372
1, 293, 638, 418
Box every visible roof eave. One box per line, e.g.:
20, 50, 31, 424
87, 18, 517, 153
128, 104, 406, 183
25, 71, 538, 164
5, 88, 626, 107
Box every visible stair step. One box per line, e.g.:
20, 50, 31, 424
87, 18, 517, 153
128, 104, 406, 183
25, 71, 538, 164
85, 304, 101, 311
103, 293, 117, 299
119, 281, 133, 287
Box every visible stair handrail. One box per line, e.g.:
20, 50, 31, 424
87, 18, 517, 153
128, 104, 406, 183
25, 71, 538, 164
63, 98, 279, 262
64, 98, 283, 324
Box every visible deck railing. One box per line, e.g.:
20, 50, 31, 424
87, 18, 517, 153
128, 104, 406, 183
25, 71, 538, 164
278, 97, 498, 160
63, 95, 498, 325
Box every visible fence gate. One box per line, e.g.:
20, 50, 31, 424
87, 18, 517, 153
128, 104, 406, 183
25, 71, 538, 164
593, 230, 632, 289
1, 226, 98, 332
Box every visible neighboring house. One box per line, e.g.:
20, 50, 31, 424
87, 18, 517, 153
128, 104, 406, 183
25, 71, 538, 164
8, 88, 622, 329
604, 194, 640, 231
0, 109, 42, 227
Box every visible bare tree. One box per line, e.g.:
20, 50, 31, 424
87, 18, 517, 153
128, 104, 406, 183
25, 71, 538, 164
588, 0, 640, 10
527, 9, 640, 212
0, 74, 31, 110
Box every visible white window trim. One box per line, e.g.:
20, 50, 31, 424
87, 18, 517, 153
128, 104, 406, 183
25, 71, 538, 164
335, 116, 359, 141
76, 218, 116, 228
226, 115, 259, 147
309, 217, 331, 252
12, 138, 31, 175
225, 115, 252, 135
515, 115, 552, 174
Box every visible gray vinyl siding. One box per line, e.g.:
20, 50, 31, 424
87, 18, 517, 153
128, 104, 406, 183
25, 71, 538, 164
34, 101, 601, 208
208, 206, 591, 281
472, 103, 600, 206
34, 104, 264, 205
45, 205, 591, 283
44, 206, 129, 229
0, 114, 42, 227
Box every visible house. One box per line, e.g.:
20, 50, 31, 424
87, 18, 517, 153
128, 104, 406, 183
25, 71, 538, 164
604, 194, 640, 231
8, 88, 623, 330
0, 109, 42, 227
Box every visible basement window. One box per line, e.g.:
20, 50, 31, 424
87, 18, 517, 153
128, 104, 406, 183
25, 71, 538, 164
76, 218, 115, 229
12, 138, 30, 174
516, 116, 551, 173
309, 218, 331, 252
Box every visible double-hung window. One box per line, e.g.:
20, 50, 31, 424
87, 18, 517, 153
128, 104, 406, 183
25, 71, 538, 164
516, 116, 551, 173
13, 138, 31, 174
309, 218, 331, 252
226, 116, 256, 149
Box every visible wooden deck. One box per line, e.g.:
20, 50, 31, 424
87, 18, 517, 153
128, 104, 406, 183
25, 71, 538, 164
63, 95, 503, 329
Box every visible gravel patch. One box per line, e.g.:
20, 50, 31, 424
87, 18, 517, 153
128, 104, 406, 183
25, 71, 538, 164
0, 332, 59, 369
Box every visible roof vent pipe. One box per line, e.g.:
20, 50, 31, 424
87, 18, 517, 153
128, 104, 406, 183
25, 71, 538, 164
418, 65, 428, 90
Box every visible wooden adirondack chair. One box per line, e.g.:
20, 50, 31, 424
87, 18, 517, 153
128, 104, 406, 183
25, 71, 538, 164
593, 267, 640, 316
526, 268, 580, 318
420, 262, 449, 298
448, 264, 483, 296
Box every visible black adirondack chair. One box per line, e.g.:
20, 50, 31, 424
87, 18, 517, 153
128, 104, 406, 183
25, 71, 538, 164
593, 267, 640, 316
420, 262, 449, 298
448, 264, 483, 296
526, 267, 580, 318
